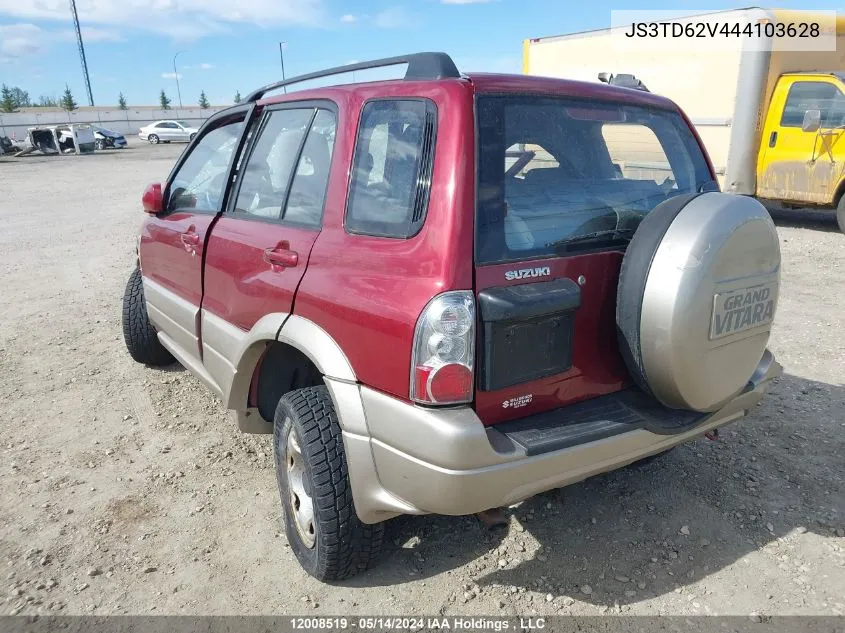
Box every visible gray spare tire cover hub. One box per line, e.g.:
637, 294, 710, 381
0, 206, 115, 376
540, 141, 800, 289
617, 192, 780, 413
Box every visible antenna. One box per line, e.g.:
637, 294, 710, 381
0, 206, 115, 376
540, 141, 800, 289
69, 0, 95, 106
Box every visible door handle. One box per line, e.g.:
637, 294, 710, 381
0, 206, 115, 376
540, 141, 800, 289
263, 244, 299, 268
180, 232, 200, 246
769, 131, 778, 148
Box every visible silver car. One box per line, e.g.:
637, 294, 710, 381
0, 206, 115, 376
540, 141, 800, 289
138, 120, 199, 144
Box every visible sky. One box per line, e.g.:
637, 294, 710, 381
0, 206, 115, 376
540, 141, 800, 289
0, 0, 842, 107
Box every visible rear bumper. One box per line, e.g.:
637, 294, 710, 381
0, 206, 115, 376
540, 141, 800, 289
331, 351, 781, 524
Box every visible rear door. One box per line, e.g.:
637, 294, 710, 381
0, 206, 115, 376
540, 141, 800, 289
139, 106, 251, 361
473, 94, 714, 425
200, 101, 338, 387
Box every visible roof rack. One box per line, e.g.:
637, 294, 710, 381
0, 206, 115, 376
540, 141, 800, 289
246, 52, 460, 102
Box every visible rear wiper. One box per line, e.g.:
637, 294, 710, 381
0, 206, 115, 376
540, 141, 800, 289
547, 228, 635, 250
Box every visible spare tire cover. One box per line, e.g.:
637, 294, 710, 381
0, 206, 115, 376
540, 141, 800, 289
617, 192, 780, 412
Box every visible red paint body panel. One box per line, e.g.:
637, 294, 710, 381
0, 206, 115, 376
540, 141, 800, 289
474, 252, 629, 426
202, 217, 320, 330
140, 211, 215, 309
293, 80, 476, 400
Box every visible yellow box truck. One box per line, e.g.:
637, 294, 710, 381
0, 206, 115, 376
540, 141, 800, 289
523, 8, 845, 232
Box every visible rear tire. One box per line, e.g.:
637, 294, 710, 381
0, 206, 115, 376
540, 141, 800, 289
148, 134, 159, 145
122, 268, 174, 366
274, 386, 384, 581
837, 195, 845, 234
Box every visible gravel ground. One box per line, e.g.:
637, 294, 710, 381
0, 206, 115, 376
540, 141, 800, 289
0, 145, 843, 617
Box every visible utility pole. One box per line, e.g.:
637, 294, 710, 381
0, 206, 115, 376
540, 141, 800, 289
69, 0, 94, 106
279, 42, 287, 93
173, 51, 184, 109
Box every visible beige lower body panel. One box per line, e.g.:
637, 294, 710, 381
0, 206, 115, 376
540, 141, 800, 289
143, 277, 200, 362
337, 352, 782, 523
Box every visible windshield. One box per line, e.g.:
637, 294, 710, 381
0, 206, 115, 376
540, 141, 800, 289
475, 95, 714, 264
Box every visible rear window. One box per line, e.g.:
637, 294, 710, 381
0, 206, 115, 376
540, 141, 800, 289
475, 96, 713, 264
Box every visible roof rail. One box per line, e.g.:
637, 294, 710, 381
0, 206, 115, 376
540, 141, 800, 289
246, 52, 460, 102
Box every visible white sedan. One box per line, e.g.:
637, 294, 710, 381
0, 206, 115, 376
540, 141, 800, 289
139, 120, 199, 144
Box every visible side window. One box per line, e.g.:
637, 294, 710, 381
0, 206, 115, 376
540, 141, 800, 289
285, 109, 337, 227
346, 99, 436, 238
155, 122, 169, 128
233, 108, 313, 220
601, 123, 675, 185
781, 81, 845, 128
167, 117, 245, 212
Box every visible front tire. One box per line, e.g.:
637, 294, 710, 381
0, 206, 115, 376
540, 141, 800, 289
837, 195, 845, 234
189, 133, 197, 141
148, 134, 159, 145
274, 386, 384, 581
122, 268, 174, 366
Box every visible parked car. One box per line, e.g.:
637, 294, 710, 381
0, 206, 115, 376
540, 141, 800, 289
92, 126, 128, 150
524, 7, 845, 232
122, 52, 782, 582
138, 120, 199, 144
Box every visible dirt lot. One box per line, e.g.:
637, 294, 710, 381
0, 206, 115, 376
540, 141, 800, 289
0, 144, 843, 618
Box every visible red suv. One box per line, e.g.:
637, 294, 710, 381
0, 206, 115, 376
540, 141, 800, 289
123, 53, 782, 581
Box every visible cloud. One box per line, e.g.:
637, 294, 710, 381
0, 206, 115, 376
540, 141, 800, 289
0, 23, 44, 60
0, 0, 326, 38
340, 14, 357, 23
78, 26, 123, 42
183, 62, 215, 70
199, 62, 214, 69
161, 72, 183, 79
0, 22, 120, 62
374, 7, 411, 28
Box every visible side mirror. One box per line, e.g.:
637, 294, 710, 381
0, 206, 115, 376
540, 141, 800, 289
802, 109, 822, 133
142, 182, 164, 215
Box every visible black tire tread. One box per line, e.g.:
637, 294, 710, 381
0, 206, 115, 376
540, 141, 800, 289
275, 386, 383, 581
837, 194, 845, 234
121, 268, 174, 366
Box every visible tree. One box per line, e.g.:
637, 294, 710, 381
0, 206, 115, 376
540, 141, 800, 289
159, 89, 171, 110
0, 85, 31, 111
38, 95, 58, 107
198, 90, 210, 109
10, 87, 30, 108
0, 84, 16, 113
118, 93, 128, 110
233, 90, 242, 104
60, 85, 77, 111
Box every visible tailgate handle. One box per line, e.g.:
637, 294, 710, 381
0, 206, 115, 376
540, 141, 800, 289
769, 131, 778, 148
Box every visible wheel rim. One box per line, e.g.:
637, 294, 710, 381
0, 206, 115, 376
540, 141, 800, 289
150, 135, 158, 144
285, 424, 316, 548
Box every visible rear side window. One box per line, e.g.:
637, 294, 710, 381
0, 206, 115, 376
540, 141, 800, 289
233, 107, 337, 226
345, 99, 436, 238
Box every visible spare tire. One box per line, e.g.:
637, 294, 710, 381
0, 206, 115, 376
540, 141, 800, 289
617, 192, 780, 412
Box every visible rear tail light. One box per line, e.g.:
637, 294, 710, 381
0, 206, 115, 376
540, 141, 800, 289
410, 291, 476, 405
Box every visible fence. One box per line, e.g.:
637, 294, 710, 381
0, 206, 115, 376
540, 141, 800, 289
0, 107, 229, 141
